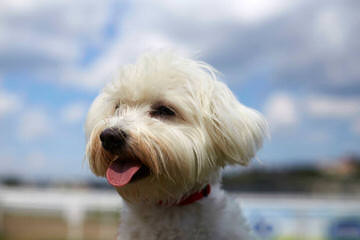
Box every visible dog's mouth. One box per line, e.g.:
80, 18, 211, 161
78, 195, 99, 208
106, 157, 150, 187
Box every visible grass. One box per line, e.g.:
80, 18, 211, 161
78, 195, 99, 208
275, 237, 324, 240
1, 211, 119, 240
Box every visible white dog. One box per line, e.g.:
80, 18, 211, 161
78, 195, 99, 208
85, 52, 267, 240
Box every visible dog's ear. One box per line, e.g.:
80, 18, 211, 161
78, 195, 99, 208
206, 81, 268, 166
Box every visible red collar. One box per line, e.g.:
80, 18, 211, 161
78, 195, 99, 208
159, 184, 211, 206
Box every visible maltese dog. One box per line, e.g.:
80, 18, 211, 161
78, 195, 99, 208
85, 51, 267, 240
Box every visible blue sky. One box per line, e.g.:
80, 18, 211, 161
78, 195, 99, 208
0, 0, 359, 179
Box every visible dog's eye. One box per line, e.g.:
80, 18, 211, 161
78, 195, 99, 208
150, 105, 176, 118
115, 104, 120, 110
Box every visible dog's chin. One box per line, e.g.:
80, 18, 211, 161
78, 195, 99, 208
113, 166, 216, 205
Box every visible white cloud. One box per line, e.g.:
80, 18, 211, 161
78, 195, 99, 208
315, 6, 346, 51
60, 102, 87, 124
0, 88, 23, 117
17, 108, 53, 141
0, 0, 300, 91
0, 0, 115, 81
352, 118, 360, 136
68, 0, 297, 90
62, 32, 193, 90
306, 95, 360, 119
154, 0, 297, 24
231, 0, 298, 23
26, 151, 46, 171
307, 131, 332, 143
0, 151, 47, 175
1, 0, 359, 95
264, 93, 298, 130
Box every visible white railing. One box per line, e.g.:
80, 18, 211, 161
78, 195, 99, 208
0, 186, 360, 239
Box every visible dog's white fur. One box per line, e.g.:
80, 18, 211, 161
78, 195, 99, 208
85, 51, 268, 240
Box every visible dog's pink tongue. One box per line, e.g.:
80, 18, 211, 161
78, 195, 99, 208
106, 161, 141, 187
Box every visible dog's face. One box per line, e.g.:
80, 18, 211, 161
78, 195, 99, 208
85, 52, 267, 204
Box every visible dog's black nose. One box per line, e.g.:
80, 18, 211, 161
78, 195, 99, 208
100, 128, 127, 153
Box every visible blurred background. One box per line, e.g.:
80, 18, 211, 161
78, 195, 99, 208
0, 0, 359, 239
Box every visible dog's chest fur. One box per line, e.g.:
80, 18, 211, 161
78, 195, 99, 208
117, 186, 252, 240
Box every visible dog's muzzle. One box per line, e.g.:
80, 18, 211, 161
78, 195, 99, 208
100, 127, 127, 154
99, 127, 151, 187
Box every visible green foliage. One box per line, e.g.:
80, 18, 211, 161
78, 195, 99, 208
222, 157, 360, 194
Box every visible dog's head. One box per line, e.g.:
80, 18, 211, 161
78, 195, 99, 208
85, 52, 267, 204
